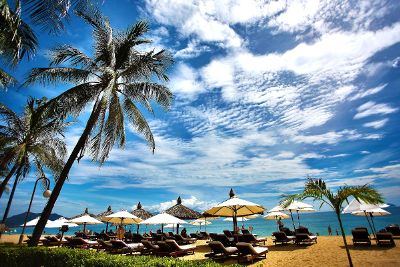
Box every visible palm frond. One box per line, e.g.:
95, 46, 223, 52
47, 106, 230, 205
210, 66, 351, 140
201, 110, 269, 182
123, 82, 173, 111
122, 97, 155, 152
24, 67, 92, 86
0, 68, 17, 89
50, 45, 97, 70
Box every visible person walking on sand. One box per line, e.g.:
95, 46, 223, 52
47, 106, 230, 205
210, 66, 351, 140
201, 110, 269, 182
328, 225, 332, 236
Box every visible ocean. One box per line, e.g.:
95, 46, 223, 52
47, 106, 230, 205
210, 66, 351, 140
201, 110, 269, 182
7, 206, 400, 237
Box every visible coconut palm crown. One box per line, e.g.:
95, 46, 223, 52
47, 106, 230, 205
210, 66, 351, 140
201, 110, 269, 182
26, 10, 173, 246
0, 97, 67, 225
281, 178, 384, 267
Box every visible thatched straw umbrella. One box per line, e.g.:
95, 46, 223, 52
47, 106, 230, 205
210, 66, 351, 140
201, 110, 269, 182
165, 196, 201, 234
96, 206, 113, 233
70, 208, 97, 219
132, 202, 153, 234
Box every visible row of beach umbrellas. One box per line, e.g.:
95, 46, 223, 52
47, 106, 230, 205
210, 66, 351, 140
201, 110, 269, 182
22, 189, 391, 239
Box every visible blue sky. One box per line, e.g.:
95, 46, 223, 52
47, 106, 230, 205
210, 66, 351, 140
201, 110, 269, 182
1, 0, 400, 217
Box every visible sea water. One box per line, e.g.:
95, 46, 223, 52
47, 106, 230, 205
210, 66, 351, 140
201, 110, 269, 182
7, 206, 400, 237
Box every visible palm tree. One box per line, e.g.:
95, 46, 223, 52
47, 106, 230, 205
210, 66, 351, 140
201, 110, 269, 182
0, 97, 66, 226
281, 178, 384, 267
0, 0, 94, 88
25, 10, 173, 246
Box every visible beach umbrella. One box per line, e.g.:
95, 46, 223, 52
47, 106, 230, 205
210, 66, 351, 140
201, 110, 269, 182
264, 211, 289, 230
192, 216, 216, 231
68, 214, 102, 233
21, 217, 53, 227
165, 196, 201, 234
96, 206, 113, 232
46, 217, 78, 228
285, 201, 314, 230
223, 217, 249, 222
131, 202, 153, 234
140, 213, 188, 233
343, 199, 389, 237
203, 189, 265, 233
105, 210, 142, 225
351, 207, 390, 238
269, 205, 285, 212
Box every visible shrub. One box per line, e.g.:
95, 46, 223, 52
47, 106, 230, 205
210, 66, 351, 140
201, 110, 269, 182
0, 246, 242, 267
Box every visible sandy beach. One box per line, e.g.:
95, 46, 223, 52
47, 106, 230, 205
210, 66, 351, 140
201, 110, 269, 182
1, 235, 399, 266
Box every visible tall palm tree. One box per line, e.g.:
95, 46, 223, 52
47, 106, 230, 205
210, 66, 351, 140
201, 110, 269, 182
281, 178, 384, 267
0, 0, 94, 88
0, 97, 66, 226
25, 10, 173, 246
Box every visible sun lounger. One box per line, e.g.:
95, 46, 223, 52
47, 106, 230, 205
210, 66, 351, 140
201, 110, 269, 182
223, 230, 234, 238
376, 232, 396, 246
295, 226, 314, 236
281, 227, 295, 236
97, 239, 114, 252
174, 234, 196, 244
216, 234, 235, 247
141, 240, 159, 255
165, 239, 196, 255
352, 229, 371, 246
200, 231, 211, 240
155, 241, 188, 257
110, 240, 144, 254
295, 233, 317, 245
190, 233, 202, 239
67, 237, 99, 249
206, 241, 239, 261
43, 236, 68, 247
238, 234, 267, 245
236, 242, 268, 264
272, 232, 295, 245
385, 225, 400, 239
209, 233, 219, 241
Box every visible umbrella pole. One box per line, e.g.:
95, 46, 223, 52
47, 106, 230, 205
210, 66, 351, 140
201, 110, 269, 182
297, 210, 300, 227
289, 210, 296, 231
83, 223, 86, 233
176, 223, 180, 235
364, 211, 376, 239
161, 223, 164, 233
369, 213, 377, 239
137, 224, 140, 234
106, 222, 109, 233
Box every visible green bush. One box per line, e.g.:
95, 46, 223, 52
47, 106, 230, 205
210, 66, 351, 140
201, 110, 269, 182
0, 246, 242, 267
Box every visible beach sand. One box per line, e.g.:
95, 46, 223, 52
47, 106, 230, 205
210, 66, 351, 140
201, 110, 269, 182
1, 235, 399, 266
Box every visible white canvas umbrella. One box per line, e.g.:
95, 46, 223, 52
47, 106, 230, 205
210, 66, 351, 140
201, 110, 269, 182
192, 217, 214, 231
105, 210, 142, 225
343, 199, 389, 237
223, 217, 249, 222
68, 215, 102, 232
140, 213, 188, 233
285, 201, 314, 229
351, 207, 390, 238
46, 217, 78, 228
269, 205, 285, 212
22, 217, 53, 227
264, 211, 289, 230
203, 189, 265, 233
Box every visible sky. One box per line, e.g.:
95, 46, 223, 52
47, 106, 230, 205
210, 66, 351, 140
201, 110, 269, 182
1, 0, 400, 218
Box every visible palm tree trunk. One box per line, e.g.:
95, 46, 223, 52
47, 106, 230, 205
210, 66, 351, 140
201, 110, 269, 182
0, 162, 18, 199
28, 104, 101, 246
1, 174, 20, 225
336, 211, 353, 267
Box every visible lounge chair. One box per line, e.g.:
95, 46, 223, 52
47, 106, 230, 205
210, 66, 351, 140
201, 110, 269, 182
216, 234, 235, 247
352, 229, 371, 246
206, 241, 239, 261
209, 233, 219, 241
67, 237, 99, 249
238, 234, 267, 245
141, 240, 159, 255
110, 240, 144, 254
236, 242, 268, 264
295, 233, 317, 245
295, 226, 314, 236
97, 239, 114, 252
155, 241, 187, 257
190, 232, 202, 239
385, 225, 400, 239
200, 231, 211, 240
281, 227, 295, 236
376, 232, 396, 246
165, 239, 196, 255
75, 232, 90, 239
241, 229, 250, 235
272, 232, 295, 245
43, 236, 68, 247
174, 234, 196, 244
223, 230, 234, 238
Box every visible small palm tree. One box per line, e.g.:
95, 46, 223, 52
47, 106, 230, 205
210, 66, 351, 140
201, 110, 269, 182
0, 97, 66, 226
281, 178, 384, 267
26, 10, 173, 246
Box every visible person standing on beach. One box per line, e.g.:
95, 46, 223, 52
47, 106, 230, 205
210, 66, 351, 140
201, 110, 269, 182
277, 217, 284, 231
328, 225, 332, 236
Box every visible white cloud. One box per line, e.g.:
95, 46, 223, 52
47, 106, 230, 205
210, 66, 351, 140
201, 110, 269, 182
349, 84, 386, 101
291, 130, 381, 145
363, 118, 389, 129
174, 40, 210, 59
354, 101, 397, 119
168, 63, 205, 100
